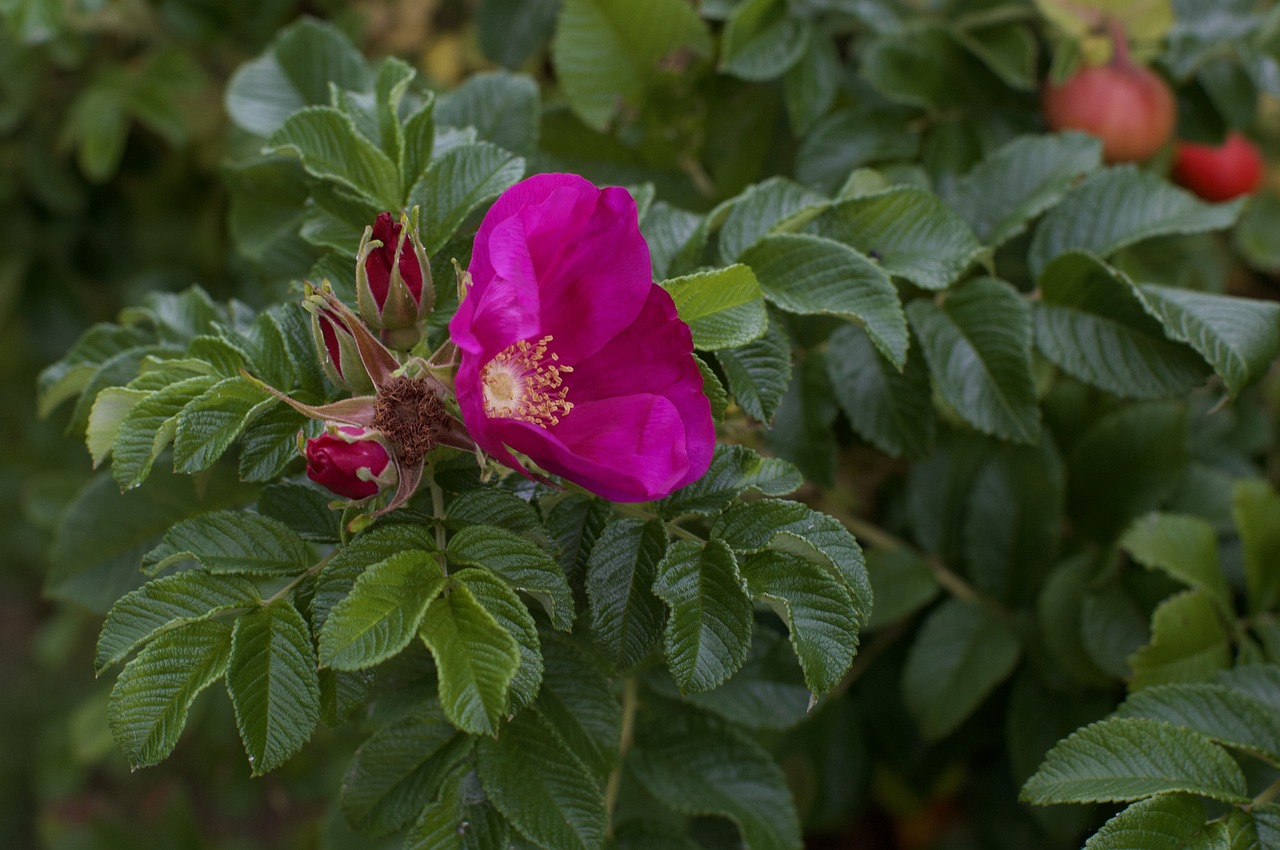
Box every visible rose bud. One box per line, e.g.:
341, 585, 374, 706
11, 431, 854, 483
304, 424, 397, 501
356, 209, 433, 351
305, 283, 379, 396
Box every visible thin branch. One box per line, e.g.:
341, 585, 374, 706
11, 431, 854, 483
604, 677, 640, 838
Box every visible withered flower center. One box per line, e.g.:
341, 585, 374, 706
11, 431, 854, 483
373, 376, 449, 465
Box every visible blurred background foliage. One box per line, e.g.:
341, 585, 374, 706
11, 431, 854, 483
9, 0, 1280, 848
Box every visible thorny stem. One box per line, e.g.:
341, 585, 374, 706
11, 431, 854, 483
604, 677, 640, 838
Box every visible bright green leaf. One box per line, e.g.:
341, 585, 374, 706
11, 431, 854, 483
408, 141, 525, 255
1120, 513, 1231, 614
143, 510, 308, 576
660, 264, 768, 351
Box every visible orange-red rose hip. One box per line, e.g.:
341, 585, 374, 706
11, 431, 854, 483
1042, 63, 1176, 163
1172, 132, 1264, 202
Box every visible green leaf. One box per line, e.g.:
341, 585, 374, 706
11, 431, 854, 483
660, 264, 768, 351
743, 233, 908, 367
544, 493, 611, 579
1034, 253, 1211, 399
476, 709, 606, 850
642, 201, 705, 280
717, 319, 792, 424
784, 30, 841, 134
1021, 717, 1248, 804
657, 444, 802, 519
405, 768, 509, 850
907, 277, 1041, 444
943, 132, 1103, 247
864, 548, 940, 631
585, 518, 668, 672
111, 375, 218, 490
446, 525, 574, 630
1028, 166, 1246, 279
815, 186, 986, 291
226, 600, 321, 775
712, 499, 871, 622
795, 107, 921, 194
718, 177, 829, 265
39, 322, 154, 418
268, 106, 401, 209
552, 0, 711, 130
1083, 794, 1209, 850
955, 21, 1038, 91
720, 0, 810, 81
143, 510, 309, 575
225, 18, 370, 137
652, 538, 754, 693
630, 707, 803, 850
1115, 682, 1280, 763
1128, 591, 1231, 692
436, 70, 540, 159
238, 405, 312, 483
457, 568, 544, 712
765, 354, 837, 485
902, 598, 1021, 739
419, 579, 521, 735
534, 634, 621, 778
96, 571, 258, 673
1253, 803, 1280, 849
740, 550, 858, 695
408, 141, 525, 256
173, 376, 272, 474
1120, 514, 1231, 614
826, 323, 935, 459
477, 0, 559, 68
318, 550, 446, 671
107, 619, 232, 769
310, 523, 438, 633
342, 701, 472, 836
446, 487, 548, 547
1140, 285, 1280, 398
1232, 479, 1280, 614
87, 386, 146, 468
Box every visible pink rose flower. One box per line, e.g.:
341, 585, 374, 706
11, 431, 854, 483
305, 424, 396, 500
449, 173, 715, 502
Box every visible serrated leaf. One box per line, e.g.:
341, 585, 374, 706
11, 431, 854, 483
553, 0, 710, 130
1021, 717, 1248, 804
717, 319, 792, 424
1120, 513, 1231, 614
224, 18, 370, 137
717, 176, 829, 263
107, 619, 232, 768
642, 201, 705, 280
318, 550, 446, 671
815, 186, 985, 291
310, 523, 439, 633
111, 375, 218, 490
342, 701, 472, 836
1253, 803, 1280, 849
719, 0, 810, 81
630, 708, 803, 850
712, 499, 871, 623
476, 708, 606, 850
408, 141, 525, 255
238, 405, 312, 483
458, 568, 544, 712
87, 386, 147, 467
657, 444, 802, 518
795, 107, 921, 194
826, 323, 935, 459
96, 571, 259, 673
740, 550, 858, 695
445, 488, 547, 547
143, 510, 309, 575
534, 634, 621, 778
743, 233, 907, 367
1140, 285, 1280, 398
908, 277, 1041, 444
39, 323, 154, 418
1084, 794, 1209, 850
1028, 166, 1245, 279
419, 580, 521, 735
660, 264, 768, 351
405, 768, 509, 850
227, 600, 321, 775
268, 106, 401, 208
446, 525, 574, 630
1232, 479, 1280, 614
1034, 252, 1210, 399
585, 518, 668, 672
173, 376, 272, 474
544, 493, 611, 578
902, 598, 1021, 739
944, 131, 1102, 247
1115, 682, 1280, 763
764, 352, 837, 485
436, 70, 539, 159
1128, 591, 1231, 692
652, 538, 753, 693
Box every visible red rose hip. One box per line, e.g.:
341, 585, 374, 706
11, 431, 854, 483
1172, 132, 1264, 202
1042, 62, 1176, 163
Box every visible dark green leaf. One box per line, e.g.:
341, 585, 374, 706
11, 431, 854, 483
1115, 682, 1280, 762
1232, 479, 1280, 613
717, 319, 792, 424
657, 444, 802, 519
1128, 591, 1231, 692
826, 323, 935, 459
1120, 513, 1231, 613
408, 141, 525, 255
436, 70, 539, 158
585, 518, 668, 673
446, 524, 574, 630
143, 510, 309, 575
1083, 794, 1208, 850
268, 106, 401, 209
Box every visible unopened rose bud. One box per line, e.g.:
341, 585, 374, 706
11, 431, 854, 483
356, 209, 433, 350
304, 424, 396, 501
309, 306, 377, 396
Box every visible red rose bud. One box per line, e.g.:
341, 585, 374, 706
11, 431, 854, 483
309, 305, 377, 396
304, 424, 396, 500
356, 209, 433, 351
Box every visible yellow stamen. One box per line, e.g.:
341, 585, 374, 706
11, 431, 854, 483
481, 335, 574, 428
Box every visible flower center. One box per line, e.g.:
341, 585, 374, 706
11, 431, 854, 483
481, 335, 574, 428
